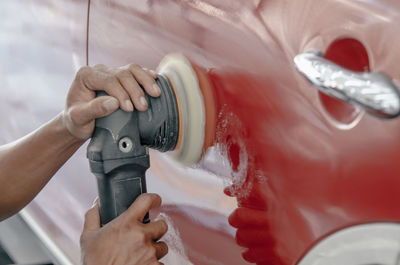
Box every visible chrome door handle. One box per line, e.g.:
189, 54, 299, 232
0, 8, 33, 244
294, 51, 400, 119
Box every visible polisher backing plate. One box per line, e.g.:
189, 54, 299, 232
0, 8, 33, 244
157, 54, 206, 166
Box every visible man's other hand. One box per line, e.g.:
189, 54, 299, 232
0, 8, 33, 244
62, 64, 160, 140
80, 193, 168, 265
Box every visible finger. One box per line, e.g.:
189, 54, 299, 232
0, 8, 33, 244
228, 207, 269, 228
235, 228, 274, 247
127, 64, 161, 97
100, 76, 133, 112
69, 96, 119, 126
149, 206, 161, 220
93, 64, 107, 71
143, 68, 158, 78
124, 193, 162, 221
149, 70, 157, 78
78, 67, 133, 112
153, 241, 168, 260
116, 69, 148, 111
145, 220, 168, 240
82, 200, 101, 234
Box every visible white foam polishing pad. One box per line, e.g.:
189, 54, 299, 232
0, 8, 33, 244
157, 54, 206, 166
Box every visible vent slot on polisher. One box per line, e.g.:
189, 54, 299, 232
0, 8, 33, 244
152, 122, 167, 148
137, 74, 179, 152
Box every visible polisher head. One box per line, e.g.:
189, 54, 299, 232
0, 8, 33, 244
157, 54, 206, 166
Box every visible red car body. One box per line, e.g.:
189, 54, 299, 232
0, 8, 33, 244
1, 0, 400, 264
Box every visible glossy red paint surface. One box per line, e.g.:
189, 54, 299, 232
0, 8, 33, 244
2, 0, 400, 264
89, 1, 400, 264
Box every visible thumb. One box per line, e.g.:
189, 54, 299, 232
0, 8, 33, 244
72, 96, 119, 126
82, 198, 101, 236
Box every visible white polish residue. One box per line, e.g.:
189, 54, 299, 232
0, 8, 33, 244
212, 107, 252, 198
156, 213, 194, 265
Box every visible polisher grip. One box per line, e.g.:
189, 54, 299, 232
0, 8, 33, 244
87, 98, 151, 226
95, 166, 149, 225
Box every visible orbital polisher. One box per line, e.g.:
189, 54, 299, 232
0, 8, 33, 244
87, 54, 215, 225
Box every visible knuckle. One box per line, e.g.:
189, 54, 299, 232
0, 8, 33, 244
95, 100, 108, 116
128, 63, 141, 71
77, 66, 91, 78
93, 64, 106, 69
137, 193, 160, 208
105, 75, 117, 86
126, 224, 146, 241
116, 69, 131, 79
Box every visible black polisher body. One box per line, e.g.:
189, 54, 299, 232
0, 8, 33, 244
87, 75, 179, 225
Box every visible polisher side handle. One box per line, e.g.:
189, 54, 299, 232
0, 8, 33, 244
95, 161, 150, 225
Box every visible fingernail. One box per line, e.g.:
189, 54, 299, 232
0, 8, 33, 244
153, 83, 161, 95
125, 100, 134, 112
140, 96, 148, 108
103, 97, 119, 112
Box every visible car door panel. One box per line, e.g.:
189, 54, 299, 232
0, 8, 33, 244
89, 1, 400, 264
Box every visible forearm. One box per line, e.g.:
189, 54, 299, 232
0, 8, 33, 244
0, 113, 84, 220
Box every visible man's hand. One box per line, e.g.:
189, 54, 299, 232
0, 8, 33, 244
62, 64, 161, 140
80, 193, 168, 265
